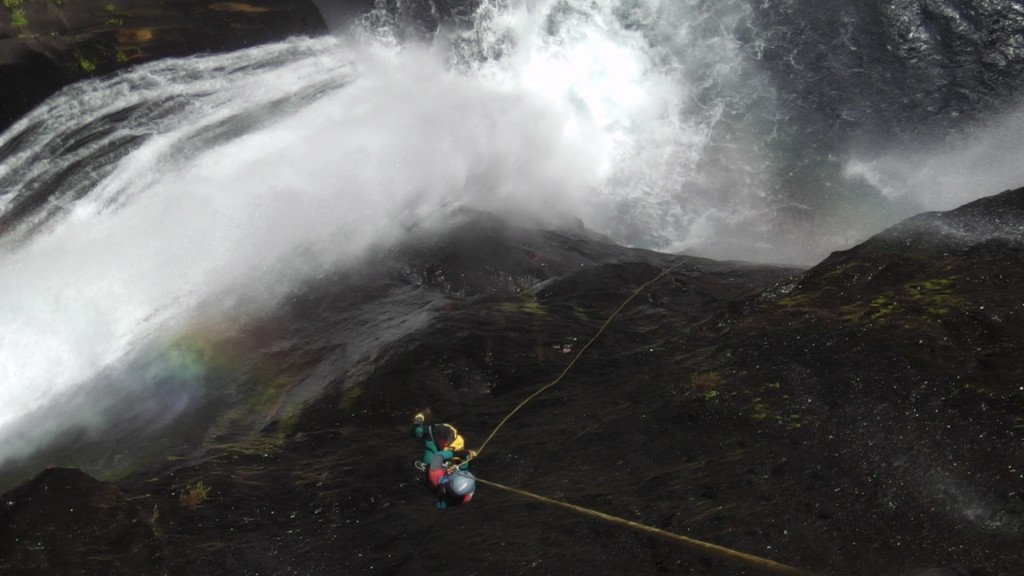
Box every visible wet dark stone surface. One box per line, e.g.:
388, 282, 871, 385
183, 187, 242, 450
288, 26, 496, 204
1, 191, 1023, 575
0, 468, 165, 575
0, 0, 330, 132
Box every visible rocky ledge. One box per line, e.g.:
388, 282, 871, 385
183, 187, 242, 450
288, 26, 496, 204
1, 190, 1022, 576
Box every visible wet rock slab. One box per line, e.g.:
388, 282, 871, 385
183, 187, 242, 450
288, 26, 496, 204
1, 191, 1023, 575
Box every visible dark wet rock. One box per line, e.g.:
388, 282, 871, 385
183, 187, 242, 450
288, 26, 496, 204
838, 187, 1024, 255
0, 468, 165, 575
750, 2, 1024, 140
0, 0, 329, 132
903, 565, 996, 576
2, 189, 1024, 575
368, 0, 481, 42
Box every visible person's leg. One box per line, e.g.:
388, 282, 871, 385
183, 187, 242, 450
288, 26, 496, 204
421, 439, 439, 464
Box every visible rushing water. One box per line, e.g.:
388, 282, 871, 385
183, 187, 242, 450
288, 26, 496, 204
2, 0, 1024, 467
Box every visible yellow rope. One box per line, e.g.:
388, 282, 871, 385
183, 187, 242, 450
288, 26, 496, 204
463, 258, 819, 576
473, 258, 689, 458
475, 478, 818, 576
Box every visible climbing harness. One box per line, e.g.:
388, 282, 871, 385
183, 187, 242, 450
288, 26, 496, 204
467, 257, 820, 576
414, 455, 470, 472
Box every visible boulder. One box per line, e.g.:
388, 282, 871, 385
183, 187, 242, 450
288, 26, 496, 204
0, 467, 166, 574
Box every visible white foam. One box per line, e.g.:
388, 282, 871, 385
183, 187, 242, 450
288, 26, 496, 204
5, 0, 1019, 464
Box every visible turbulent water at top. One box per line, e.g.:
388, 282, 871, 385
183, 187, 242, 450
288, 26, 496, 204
3, 0, 1024, 466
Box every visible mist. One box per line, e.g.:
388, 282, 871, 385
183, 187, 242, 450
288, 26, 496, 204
4, 0, 1024, 470
846, 103, 1024, 213
0, 35, 627, 466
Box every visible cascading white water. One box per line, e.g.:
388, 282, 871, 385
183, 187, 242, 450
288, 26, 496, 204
2, 0, 1024, 467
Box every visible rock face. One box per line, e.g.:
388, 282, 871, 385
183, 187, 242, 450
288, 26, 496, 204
0, 0, 329, 132
0, 190, 1022, 576
0, 468, 165, 575
372, 0, 480, 41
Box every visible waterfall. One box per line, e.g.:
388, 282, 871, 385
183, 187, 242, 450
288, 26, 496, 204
2, 0, 1024, 467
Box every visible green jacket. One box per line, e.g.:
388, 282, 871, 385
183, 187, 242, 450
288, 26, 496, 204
410, 422, 469, 465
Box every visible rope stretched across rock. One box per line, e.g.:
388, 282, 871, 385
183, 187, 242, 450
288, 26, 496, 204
463, 257, 820, 576
473, 258, 690, 458
476, 478, 817, 576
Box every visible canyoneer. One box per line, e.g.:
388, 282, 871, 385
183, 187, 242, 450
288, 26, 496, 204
410, 411, 477, 509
